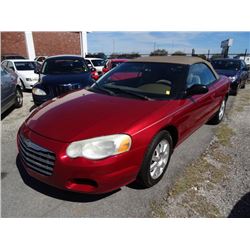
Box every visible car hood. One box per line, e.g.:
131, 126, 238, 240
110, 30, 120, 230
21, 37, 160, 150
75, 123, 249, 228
39, 73, 93, 86
17, 70, 39, 79
215, 69, 238, 77
25, 90, 173, 143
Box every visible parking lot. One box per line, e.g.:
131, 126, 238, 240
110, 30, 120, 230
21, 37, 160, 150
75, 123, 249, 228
4, 85, 249, 217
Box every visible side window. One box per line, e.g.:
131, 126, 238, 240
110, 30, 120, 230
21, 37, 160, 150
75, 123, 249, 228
2, 61, 8, 68
187, 63, 216, 88
7, 61, 14, 69
85, 60, 91, 67
1, 66, 7, 75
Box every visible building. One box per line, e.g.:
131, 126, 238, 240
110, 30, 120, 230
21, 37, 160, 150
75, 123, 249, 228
1, 31, 88, 59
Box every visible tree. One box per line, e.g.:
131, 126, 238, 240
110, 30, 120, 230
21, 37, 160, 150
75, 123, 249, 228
172, 51, 186, 56
86, 52, 107, 59
150, 49, 168, 56
193, 54, 207, 60
109, 53, 141, 59
210, 53, 222, 60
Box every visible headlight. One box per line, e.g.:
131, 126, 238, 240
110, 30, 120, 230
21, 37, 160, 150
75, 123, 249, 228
26, 78, 32, 81
32, 88, 46, 96
229, 76, 237, 82
66, 134, 132, 160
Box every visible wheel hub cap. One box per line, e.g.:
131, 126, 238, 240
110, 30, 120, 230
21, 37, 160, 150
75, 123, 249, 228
150, 139, 170, 179
219, 100, 225, 120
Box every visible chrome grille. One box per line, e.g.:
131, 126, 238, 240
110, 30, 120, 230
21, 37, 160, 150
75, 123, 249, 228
52, 83, 82, 96
19, 134, 56, 176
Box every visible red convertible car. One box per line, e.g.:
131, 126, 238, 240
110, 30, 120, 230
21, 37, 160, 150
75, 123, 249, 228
17, 56, 230, 194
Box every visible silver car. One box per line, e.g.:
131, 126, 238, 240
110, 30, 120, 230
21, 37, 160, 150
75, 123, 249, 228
1, 65, 23, 115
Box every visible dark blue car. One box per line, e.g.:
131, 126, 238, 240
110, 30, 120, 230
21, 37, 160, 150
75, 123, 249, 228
32, 55, 95, 106
211, 58, 248, 95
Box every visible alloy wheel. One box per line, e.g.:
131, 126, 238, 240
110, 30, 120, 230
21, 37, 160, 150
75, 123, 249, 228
150, 139, 170, 179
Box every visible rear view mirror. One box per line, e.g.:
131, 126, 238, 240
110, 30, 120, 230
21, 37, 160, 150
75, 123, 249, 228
186, 84, 208, 96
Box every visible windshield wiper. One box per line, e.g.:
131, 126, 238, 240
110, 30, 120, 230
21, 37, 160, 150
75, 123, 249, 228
104, 85, 153, 101
91, 82, 116, 96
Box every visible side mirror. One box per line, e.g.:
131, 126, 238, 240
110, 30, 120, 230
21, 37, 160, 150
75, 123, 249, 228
186, 84, 208, 96
90, 67, 96, 72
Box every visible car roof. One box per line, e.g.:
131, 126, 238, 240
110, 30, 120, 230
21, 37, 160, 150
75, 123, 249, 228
85, 57, 103, 60
130, 56, 209, 65
3, 59, 35, 62
46, 55, 83, 60
130, 56, 219, 79
110, 59, 129, 62
211, 58, 242, 62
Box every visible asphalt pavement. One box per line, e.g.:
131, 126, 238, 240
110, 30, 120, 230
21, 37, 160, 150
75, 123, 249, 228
1, 91, 233, 217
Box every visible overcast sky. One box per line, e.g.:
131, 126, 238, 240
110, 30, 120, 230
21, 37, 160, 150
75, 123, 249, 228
87, 32, 250, 55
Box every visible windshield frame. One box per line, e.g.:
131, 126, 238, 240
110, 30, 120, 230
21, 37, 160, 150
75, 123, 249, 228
91, 59, 106, 67
14, 61, 37, 71
41, 57, 90, 75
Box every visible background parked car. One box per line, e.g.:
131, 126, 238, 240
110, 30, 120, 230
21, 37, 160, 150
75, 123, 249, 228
85, 57, 106, 75
102, 58, 128, 74
211, 58, 248, 95
1, 54, 26, 61
34, 56, 48, 65
1, 59, 41, 90
32, 55, 95, 106
1, 65, 23, 115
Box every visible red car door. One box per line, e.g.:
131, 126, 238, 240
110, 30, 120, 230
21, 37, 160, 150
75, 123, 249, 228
176, 63, 219, 140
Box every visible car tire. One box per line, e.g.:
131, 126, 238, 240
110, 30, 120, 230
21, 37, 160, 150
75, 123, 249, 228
231, 85, 238, 96
241, 80, 246, 89
208, 98, 226, 125
20, 79, 26, 91
138, 130, 173, 188
15, 87, 23, 108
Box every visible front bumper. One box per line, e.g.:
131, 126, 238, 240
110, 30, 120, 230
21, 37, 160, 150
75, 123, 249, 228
24, 80, 38, 89
32, 93, 50, 106
17, 124, 144, 194
229, 80, 239, 94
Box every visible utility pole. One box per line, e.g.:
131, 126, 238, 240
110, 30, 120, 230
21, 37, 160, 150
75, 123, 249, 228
192, 48, 195, 56
153, 42, 156, 51
207, 49, 210, 60
244, 49, 247, 60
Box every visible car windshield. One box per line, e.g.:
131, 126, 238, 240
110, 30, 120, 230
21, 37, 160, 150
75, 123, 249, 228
211, 60, 241, 70
91, 59, 105, 67
42, 58, 89, 74
14, 61, 37, 70
95, 62, 188, 100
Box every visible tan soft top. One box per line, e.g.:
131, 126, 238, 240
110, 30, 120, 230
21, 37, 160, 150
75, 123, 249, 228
130, 56, 219, 79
